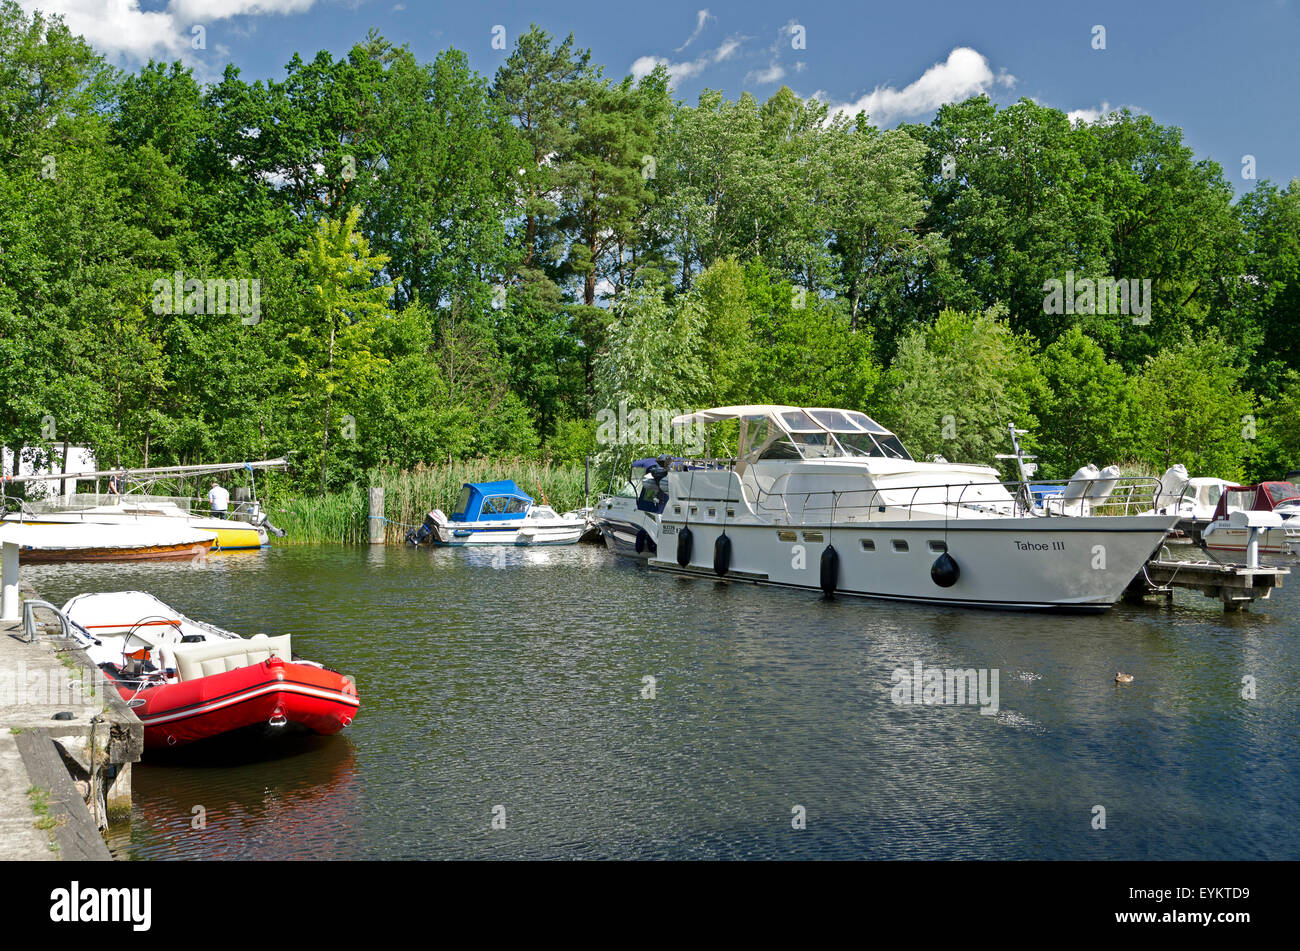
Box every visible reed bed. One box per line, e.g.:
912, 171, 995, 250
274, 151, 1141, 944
270, 459, 592, 545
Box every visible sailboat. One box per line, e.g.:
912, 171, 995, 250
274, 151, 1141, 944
2, 459, 287, 551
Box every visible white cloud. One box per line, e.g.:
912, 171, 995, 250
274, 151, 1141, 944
1065, 100, 1143, 125
829, 47, 1013, 126
747, 63, 786, 85
713, 37, 740, 62
630, 35, 745, 85
1067, 104, 1106, 125
17, 0, 318, 63
168, 0, 316, 20
675, 9, 714, 52
20, 1, 188, 61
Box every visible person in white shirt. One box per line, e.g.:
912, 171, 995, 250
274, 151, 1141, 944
207, 481, 230, 519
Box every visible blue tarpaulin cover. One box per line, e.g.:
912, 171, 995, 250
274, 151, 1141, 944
450, 480, 533, 522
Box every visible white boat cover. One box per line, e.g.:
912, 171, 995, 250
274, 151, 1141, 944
0, 522, 215, 551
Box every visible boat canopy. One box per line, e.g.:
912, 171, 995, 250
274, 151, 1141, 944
1212, 481, 1300, 520
450, 480, 533, 522
670, 405, 912, 463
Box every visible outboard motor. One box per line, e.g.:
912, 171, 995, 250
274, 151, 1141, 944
405, 510, 438, 546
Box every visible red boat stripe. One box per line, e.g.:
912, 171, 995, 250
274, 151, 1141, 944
106, 669, 358, 716
83, 619, 181, 629
136, 683, 359, 727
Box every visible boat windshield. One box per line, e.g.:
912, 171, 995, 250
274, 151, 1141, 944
452, 486, 472, 518
805, 409, 913, 460
745, 415, 839, 461
1265, 482, 1300, 505
742, 409, 914, 462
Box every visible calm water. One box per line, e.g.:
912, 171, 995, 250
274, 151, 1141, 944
22, 543, 1300, 860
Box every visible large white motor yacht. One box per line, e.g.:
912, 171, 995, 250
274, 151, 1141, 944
646, 405, 1180, 612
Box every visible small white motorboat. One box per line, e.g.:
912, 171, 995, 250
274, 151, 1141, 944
410, 480, 587, 546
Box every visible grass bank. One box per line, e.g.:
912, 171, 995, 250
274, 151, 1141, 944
269, 459, 593, 545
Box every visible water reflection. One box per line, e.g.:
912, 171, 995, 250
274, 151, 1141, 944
25, 543, 1300, 860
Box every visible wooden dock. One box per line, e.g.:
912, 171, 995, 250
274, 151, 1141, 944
0, 584, 142, 860
1125, 556, 1289, 610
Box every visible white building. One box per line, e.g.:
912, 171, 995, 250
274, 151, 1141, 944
2, 445, 98, 499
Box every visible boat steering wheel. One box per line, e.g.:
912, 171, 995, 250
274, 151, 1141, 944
120, 616, 180, 678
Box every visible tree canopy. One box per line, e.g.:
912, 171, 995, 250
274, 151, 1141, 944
0, 4, 1295, 494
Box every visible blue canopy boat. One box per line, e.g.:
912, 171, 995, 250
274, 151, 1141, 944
412, 480, 587, 546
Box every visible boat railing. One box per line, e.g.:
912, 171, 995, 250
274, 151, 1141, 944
740, 476, 1165, 524
12, 493, 263, 522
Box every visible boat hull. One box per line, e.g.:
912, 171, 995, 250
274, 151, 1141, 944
115, 658, 360, 749
592, 496, 659, 558
18, 541, 212, 563
431, 522, 585, 546
594, 514, 658, 558
1204, 526, 1299, 557
649, 516, 1178, 611
14, 516, 266, 550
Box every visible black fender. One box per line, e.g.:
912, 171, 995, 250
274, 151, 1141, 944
820, 544, 839, 596
676, 526, 694, 567
714, 532, 731, 576
931, 551, 960, 587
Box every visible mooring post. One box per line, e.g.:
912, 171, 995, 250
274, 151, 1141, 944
1, 541, 18, 621
368, 486, 385, 545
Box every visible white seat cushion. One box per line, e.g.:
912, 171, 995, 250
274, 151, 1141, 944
170, 634, 293, 681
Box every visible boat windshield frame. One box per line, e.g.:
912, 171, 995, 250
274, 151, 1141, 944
725, 407, 914, 464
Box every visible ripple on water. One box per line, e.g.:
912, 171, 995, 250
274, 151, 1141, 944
26, 544, 1300, 860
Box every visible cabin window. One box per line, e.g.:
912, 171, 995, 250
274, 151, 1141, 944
757, 436, 804, 460
1264, 483, 1300, 506
892, 539, 909, 552
777, 530, 797, 542
726, 508, 735, 518
928, 540, 947, 553
1224, 489, 1254, 514
860, 539, 876, 551
452, 486, 472, 518
707, 507, 716, 517
803, 531, 824, 543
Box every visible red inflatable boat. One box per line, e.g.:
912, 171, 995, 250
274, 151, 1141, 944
61, 591, 359, 750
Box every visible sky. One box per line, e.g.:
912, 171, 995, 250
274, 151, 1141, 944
18, 0, 1300, 191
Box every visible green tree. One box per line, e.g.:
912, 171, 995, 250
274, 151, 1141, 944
1130, 334, 1255, 480
290, 207, 395, 490
886, 306, 1045, 469
1035, 327, 1140, 477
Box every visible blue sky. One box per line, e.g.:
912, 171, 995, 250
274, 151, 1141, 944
23, 1, 1300, 191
